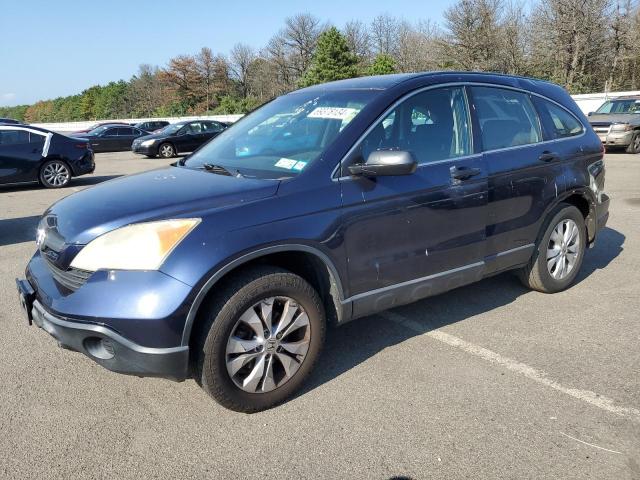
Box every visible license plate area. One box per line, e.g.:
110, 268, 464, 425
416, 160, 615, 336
16, 279, 35, 325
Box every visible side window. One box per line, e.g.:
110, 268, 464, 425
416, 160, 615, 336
536, 99, 584, 139
349, 87, 472, 166
204, 121, 223, 132
0, 129, 30, 145
29, 132, 46, 144
472, 86, 542, 151
104, 128, 119, 137
189, 122, 203, 134
118, 127, 136, 136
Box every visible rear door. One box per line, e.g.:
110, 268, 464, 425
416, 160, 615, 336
117, 127, 143, 150
469, 86, 564, 273
340, 86, 488, 317
93, 127, 119, 152
0, 128, 45, 184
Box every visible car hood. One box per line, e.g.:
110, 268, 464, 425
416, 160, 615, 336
136, 132, 174, 141
588, 113, 640, 125
44, 166, 280, 244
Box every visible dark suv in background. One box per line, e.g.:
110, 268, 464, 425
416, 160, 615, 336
17, 72, 609, 412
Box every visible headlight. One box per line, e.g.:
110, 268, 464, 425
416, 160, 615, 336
610, 123, 632, 132
70, 219, 200, 272
141, 139, 156, 147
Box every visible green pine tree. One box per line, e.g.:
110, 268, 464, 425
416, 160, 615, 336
299, 27, 359, 87
367, 54, 397, 76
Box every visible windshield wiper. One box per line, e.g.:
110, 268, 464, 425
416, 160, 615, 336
200, 163, 247, 178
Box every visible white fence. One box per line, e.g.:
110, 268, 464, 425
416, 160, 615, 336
32, 114, 244, 132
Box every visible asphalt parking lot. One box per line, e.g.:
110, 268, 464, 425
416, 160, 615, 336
0, 151, 638, 479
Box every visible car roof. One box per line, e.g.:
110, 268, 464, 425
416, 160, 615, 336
294, 71, 559, 93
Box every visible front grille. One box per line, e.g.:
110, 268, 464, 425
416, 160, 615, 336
590, 123, 611, 134
43, 255, 92, 291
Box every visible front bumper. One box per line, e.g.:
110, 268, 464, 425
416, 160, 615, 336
597, 130, 634, 146
16, 279, 189, 381
132, 143, 157, 156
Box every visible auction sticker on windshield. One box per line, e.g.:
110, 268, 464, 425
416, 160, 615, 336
275, 158, 298, 169
308, 107, 358, 120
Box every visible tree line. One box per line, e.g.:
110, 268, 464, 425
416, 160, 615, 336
3, 0, 639, 123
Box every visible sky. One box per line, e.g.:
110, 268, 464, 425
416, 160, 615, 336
0, 0, 454, 107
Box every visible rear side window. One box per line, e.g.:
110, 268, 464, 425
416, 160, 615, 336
535, 98, 584, 139
472, 86, 542, 151
29, 132, 45, 144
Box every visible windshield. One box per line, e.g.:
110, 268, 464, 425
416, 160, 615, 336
86, 125, 111, 135
182, 89, 377, 178
160, 123, 185, 135
595, 99, 640, 114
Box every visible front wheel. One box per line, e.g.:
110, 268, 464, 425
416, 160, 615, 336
194, 267, 326, 412
39, 160, 71, 188
518, 204, 586, 293
626, 132, 640, 153
158, 143, 175, 158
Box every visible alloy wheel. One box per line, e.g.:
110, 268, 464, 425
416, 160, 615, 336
225, 297, 311, 393
159, 144, 174, 158
42, 162, 70, 187
546, 218, 580, 280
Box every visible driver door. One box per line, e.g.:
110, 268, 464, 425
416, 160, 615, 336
339, 86, 489, 317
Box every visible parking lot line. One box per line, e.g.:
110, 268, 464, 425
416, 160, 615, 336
379, 310, 640, 422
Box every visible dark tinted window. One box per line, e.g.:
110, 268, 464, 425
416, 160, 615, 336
538, 99, 584, 139
202, 121, 223, 132
117, 127, 136, 136
29, 132, 46, 144
472, 86, 542, 151
352, 87, 472, 165
187, 122, 203, 134
0, 129, 30, 145
104, 128, 119, 136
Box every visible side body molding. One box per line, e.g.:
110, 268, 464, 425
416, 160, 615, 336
180, 244, 348, 346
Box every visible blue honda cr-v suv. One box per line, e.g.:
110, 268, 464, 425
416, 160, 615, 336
17, 72, 609, 412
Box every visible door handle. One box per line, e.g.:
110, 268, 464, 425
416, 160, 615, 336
538, 151, 558, 162
450, 165, 482, 181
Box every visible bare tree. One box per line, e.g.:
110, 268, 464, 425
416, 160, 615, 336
283, 13, 323, 76
343, 20, 372, 64
370, 14, 400, 56
442, 0, 505, 71
229, 43, 257, 97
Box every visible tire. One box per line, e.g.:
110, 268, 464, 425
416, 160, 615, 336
194, 266, 326, 412
158, 143, 175, 158
39, 160, 71, 188
626, 132, 640, 153
518, 204, 586, 293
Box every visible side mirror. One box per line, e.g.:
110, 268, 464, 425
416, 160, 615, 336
348, 150, 417, 177
588, 112, 594, 116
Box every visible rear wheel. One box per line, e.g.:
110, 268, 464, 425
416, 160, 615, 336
626, 132, 640, 153
158, 143, 175, 158
518, 204, 586, 293
194, 267, 325, 412
39, 160, 71, 188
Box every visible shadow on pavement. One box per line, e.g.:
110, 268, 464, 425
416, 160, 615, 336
0, 174, 121, 193
303, 227, 625, 395
0, 215, 40, 247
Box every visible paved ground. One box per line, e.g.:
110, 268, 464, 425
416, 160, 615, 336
0, 152, 638, 479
